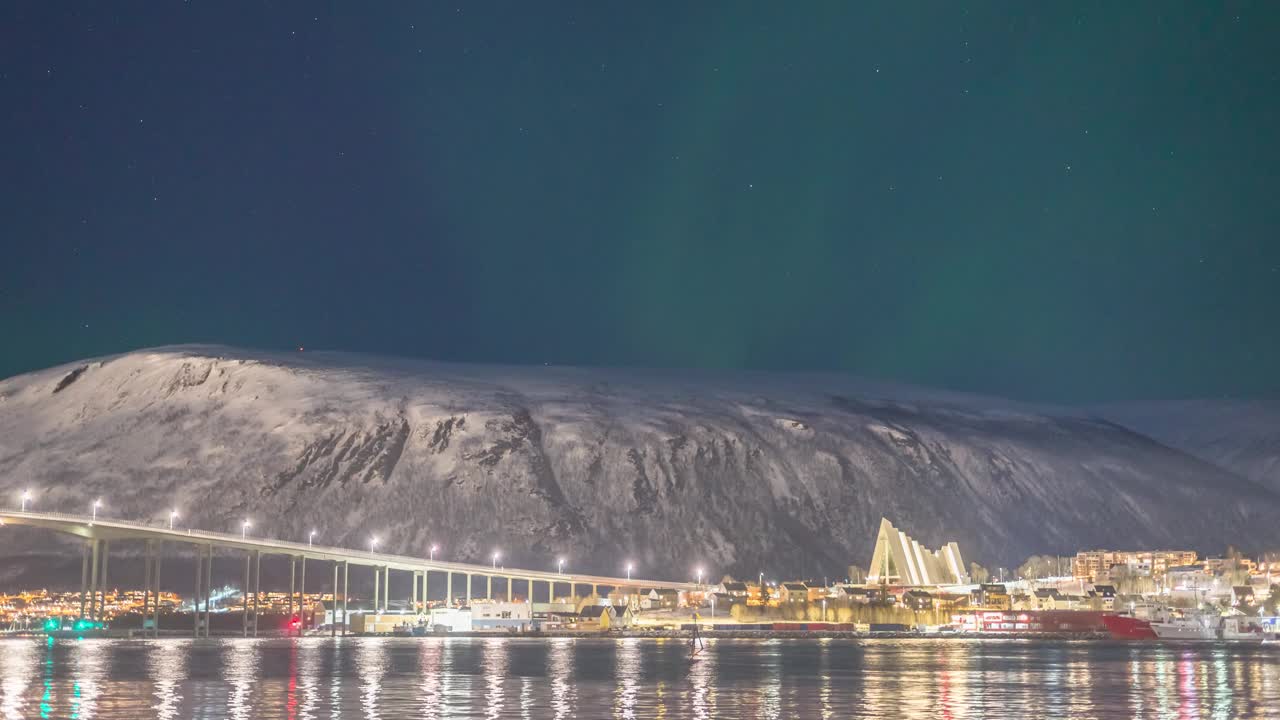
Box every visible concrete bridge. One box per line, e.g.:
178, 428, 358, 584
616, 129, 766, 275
0, 510, 701, 637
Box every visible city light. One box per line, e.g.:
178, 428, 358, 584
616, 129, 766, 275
21, 489, 31, 512
429, 544, 438, 561
169, 509, 179, 530
91, 498, 102, 523
370, 536, 380, 553
242, 519, 251, 539
557, 557, 565, 575
309, 530, 317, 547
492, 551, 501, 569
696, 566, 704, 585
626, 562, 634, 581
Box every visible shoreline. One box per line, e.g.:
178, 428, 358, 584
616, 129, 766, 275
5, 628, 1115, 641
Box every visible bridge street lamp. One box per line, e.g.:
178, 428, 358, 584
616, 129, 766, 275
558, 557, 565, 575
169, 509, 179, 530
430, 544, 438, 562
309, 530, 316, 547
91, 498, 101, 524
626, 562, 633, 581
242, 519, 252, 539
20, 489, 30, 512
492, 551, 501, 569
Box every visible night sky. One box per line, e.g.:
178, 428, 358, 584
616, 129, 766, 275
3, 2, 1277, 403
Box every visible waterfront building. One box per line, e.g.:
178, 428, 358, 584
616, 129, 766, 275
866, 518, 969, 586
573, 604, 635, 630
428, 607, 472, 632
471, 601, 533, 631
349, 613, 408, 634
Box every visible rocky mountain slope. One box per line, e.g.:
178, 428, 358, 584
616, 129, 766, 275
1, 346, 1277, 581
1101, 399, 1280, 494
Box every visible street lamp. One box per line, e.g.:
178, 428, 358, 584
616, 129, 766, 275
626, 562, 634, 581
492, 551, 501, 569
20, 489, 30, 512
169, 509, 179, 530
557, 557, 565, 575
696, 567, 704, 586
91, 498, 102, 523
370, 536, 380, 553
430, 544, 438, 562
309, 530, 317, 547
242, 519, 251, 539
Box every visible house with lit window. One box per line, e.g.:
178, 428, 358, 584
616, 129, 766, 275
642, 589, 681, 610
779, 582, 810, 603
903, 589, 934, 611
1087, 585, 1117, 611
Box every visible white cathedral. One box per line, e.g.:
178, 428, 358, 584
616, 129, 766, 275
866, 517, 970, 586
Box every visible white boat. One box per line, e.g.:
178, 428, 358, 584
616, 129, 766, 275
1150, 612, 1277, 642
1149, 614, 1212, 640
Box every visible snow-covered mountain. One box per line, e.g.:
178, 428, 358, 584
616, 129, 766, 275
1, 346, 1276, 581
1101, 399, 1280, 494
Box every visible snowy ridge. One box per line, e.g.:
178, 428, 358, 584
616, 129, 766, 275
1, 345, 1277, 579
1101, 399, 1280, 493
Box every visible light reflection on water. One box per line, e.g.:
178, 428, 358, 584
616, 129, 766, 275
147, 642, 184, 720
614, 637, 640, 719
548, 637, 574, 720
480, 638, 506, 720
418, 636, 443, 719
223, 639, 259, 720
0, 637, 1277, 719
355, 638, 384, 720
69, 639, 107, 719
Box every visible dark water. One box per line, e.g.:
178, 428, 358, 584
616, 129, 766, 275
2, 636, 1279, 719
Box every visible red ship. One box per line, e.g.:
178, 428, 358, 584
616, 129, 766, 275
1102, 613, 1157, 640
